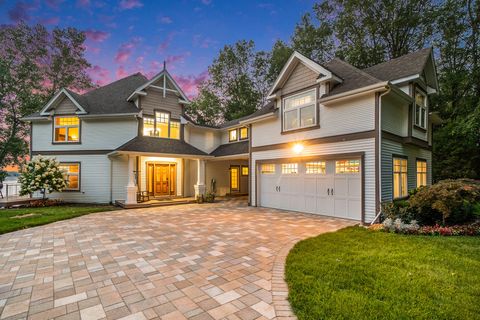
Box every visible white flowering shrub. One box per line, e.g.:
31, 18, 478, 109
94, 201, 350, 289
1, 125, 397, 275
383, 218, 420, 234
19, 156, 67, 198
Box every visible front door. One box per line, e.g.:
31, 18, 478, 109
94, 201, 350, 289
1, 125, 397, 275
147, 163, 176, 196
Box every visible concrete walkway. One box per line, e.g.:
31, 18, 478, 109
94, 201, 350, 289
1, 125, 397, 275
0, 199, 356, 320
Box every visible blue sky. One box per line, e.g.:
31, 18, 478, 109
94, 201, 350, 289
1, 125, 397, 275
0, 0, 316, 96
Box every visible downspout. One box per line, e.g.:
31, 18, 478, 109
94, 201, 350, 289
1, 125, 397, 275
109, 156, 113, 204
371, 85, 391, 225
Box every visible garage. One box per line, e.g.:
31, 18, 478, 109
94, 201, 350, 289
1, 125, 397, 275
258, 158, 362, 220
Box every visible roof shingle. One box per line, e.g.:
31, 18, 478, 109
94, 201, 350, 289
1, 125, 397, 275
210, 141, 249, 157
115, 136, 208, 156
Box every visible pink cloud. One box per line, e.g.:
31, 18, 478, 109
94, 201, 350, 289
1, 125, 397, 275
40, 17, 60, 25
84, 44, 100, 54
173, 71, 209, 98
119, 0, 143, 10
157, 32, 175, 53
88, 65, 111, 86
136, 56, 144, 64
116, 66, 129, 79
45, 0, 64, 10
159, 16, 172, 24
84, 29, 110, 42
165, 52, 191, 69
8, 1, 39, 22
115, 38, 140, 63
193, 34, 217, 48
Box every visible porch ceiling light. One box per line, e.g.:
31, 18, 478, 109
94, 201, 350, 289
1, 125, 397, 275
293, 143, 304, 155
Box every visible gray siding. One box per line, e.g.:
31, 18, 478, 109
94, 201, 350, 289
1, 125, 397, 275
381, 138, 432, 202
54, 97, 78, 114
141, 89, 182, 119
282, 62, 317, 95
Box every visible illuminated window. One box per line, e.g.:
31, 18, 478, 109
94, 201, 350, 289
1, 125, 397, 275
393, 157, 408, 198
415, 90, 427, 129
261, 164, 275, 174
335, 160, 360, 174
282, 163, 298, 174
283, 89, 316, 131
242, 166, 249, 176
230, 167, 239, 190
143, 117, 155, 136
229, 129, 237, 142
170, 120, 180, 139
54, 116, 80, 142
155, 111, 169, 138
239, 127, 248, 140
416, 160, 427, 188
59, 163, 80, 191
306, 161, 326, 174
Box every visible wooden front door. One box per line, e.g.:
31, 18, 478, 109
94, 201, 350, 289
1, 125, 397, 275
147, 163, 176, 196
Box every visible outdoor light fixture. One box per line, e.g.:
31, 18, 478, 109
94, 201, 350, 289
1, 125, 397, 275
293, 143, 304, 154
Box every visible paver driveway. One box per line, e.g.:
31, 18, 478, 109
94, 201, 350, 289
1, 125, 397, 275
0, 199, 356, 320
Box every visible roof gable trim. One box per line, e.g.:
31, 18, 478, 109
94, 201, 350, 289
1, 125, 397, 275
39, 88, 87, 116
128, 69, 190, 102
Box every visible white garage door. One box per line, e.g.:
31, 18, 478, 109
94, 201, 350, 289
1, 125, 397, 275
258, 159, 362, 220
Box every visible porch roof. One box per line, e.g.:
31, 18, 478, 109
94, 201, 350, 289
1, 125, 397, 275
210, 141, 248, 157
115, 136, 208, 156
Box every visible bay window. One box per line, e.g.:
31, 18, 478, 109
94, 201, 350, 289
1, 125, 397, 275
142, 111, 180, 139
283, 89, 316, 131
415, 90, 427, 129
393, 157, 408, 198
54, 116, 80, 143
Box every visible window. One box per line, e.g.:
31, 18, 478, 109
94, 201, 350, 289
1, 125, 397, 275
261, 164, 275, 174
54, 116, 80, 143
242, 166, 249, 176
143, 117, 155, 136
239, 127, 248, 140
59, 163, 80, 191
416, 160, 427, 188
415, 90, 427, 129
229, 129, 237, 142
170, 120, 180, 139
143, 112, 180, 139
283, 89, 316, 131
393, 157, 408, 198
155, 111, 169, 138
282, 163, 298, 174
335, 160, 360, 174
230, 167, 239, 191
306, 161, 326, 174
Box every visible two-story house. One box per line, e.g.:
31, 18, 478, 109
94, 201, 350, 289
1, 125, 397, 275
23, 48, 439, 224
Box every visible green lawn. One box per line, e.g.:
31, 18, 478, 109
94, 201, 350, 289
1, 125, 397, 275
0, 205, 118, 234
286, 227, 480, 320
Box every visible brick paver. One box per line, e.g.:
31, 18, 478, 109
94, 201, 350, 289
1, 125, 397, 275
0, 198, 355, 319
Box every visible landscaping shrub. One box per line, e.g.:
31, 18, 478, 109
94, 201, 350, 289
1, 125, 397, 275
408, 179, 480, 225
371, 221, 480, 236
27, 199, 63, 207
381, 200, 413, 222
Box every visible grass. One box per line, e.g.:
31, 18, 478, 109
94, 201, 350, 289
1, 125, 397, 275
0, 204, 118, 234
285, 227, 480, 320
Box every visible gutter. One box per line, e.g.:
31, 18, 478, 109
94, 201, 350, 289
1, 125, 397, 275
319, 82, 389, 104
79, 113, 140, 119
109, 150, 213, 159
239, 112, 276, 125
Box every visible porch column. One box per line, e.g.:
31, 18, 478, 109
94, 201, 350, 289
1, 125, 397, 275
194, 159, 206, 198
125, 155, 137, 204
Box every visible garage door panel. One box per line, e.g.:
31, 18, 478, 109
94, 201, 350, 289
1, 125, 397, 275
348, 177, 361, 197
304, 195, 316, 213
347, 199, 361, 219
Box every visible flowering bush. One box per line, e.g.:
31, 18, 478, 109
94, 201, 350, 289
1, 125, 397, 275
19, 156, 67, 198
382, 218, 419, 234
373, 221, 480, 236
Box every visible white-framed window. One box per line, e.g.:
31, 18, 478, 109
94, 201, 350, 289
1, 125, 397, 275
416, 160, 427, 187
54, 116, 80, 143
415, 90, 427, 129
261, 164, 275, 174
281, 163, 298, 174
283, 89, 316, 131
143, 117, 155, 136
239, 127, 248, 140
306, 161, 326, 174
229, 129, 238, 142
59, 163, 80, 191
335, 160, 360, 174
393, 157, 408, 198
144, 112, 180, 139
155, 111, 170, 138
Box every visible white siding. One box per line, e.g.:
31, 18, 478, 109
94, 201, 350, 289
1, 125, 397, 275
184, 126, 221, 154
251, 138, 376, 222
381, 138, 432, 202
252, 94, 376, 147
54, 96, 78, 114
381, 95, 409, 136
112, 154, 128, 202
32, 118, 137, 151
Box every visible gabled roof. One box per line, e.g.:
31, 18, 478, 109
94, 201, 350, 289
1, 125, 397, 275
363, 48, 434, 83
268, 51, 342, 97
127, 68, 190, 102
210, 141, 248, 157
39, 88, 88, 116
115, 136, 207, 156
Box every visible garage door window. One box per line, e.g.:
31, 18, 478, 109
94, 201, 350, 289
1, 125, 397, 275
306, 161, 326, 174
335, 160, 360, 174
261, 164, 275, 174
393, 157, 408, 198
282, 163, 298, 174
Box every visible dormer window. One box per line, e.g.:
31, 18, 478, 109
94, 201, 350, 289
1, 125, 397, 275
229, 129, 237, 142
239, 127, 248, 140
142, 111, 180, 139
54, 116, 80, 143
415, 90, 427, 129
283, 89, 316, 131
143, 117, 155, 136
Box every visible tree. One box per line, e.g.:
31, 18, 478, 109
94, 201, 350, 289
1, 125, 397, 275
267, 40, 294, 83
187, 40, 269, 124
19, 156, 67, 198
0, 22, 92, 169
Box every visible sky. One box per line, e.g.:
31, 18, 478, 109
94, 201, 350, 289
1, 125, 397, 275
0, 0, 316, 97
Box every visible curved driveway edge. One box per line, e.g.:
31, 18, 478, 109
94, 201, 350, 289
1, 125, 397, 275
0, 200, 355, 320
